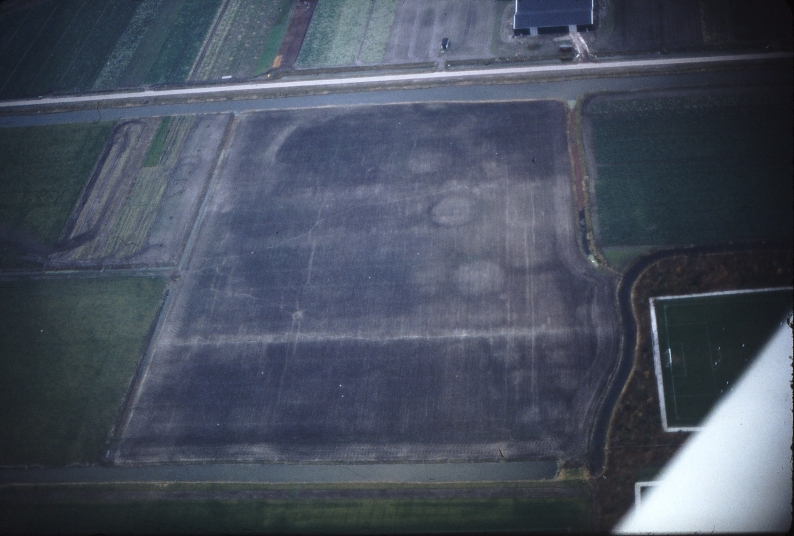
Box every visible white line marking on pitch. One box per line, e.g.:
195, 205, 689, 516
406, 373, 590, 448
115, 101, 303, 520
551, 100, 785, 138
650, 286, 792, 433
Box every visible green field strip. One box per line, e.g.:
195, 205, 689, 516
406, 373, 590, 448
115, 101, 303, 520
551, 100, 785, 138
358, 0, 398, 64
115, 0, 181, 87
100, 116, 192, 260
298, 0, 372, 67
92, 0, 162, 91
23, 1, 99, 94
142, 0, 223, 85
0, 122, 115, 249
0, 1, 77, 98
190, 0, 295, 79
588, 90, 793, 247
0, 496, 591, 534
66, 123, 147, 255
154, 115, 195, 169
0, 276, 167, 466
142, 117, 173, 168
49, 1, 138, 93
601, 245, 657, 271
256, 1, 294, 74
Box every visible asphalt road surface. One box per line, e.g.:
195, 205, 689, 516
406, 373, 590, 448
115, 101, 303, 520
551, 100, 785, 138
111, 100, 619, 464
1, 58, 791, 129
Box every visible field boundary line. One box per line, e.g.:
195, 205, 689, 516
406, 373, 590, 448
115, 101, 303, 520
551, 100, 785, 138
650, 286, 792, 303
1, 52, 791, 109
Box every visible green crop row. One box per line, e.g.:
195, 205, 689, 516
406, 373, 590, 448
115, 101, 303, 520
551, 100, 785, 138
358, 0, 398, 64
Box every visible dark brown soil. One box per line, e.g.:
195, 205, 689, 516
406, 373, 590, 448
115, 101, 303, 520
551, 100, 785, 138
590, 247, 793, 532
599, 0, 703, 53
275, 0, 318, 68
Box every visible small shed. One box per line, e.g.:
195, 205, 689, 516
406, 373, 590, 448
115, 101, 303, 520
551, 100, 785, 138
513, 0, 594, 36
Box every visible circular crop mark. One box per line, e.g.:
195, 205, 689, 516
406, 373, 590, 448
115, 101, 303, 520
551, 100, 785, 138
454, 260, 506, 296
431, 196, 475, 226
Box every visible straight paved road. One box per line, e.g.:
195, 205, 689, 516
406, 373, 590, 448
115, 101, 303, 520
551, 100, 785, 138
0, 59, 790, 128
0, 52, 790, 110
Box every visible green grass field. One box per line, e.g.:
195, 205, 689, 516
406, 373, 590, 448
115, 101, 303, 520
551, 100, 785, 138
587, 90, 793, 250
0, 122, 114, 263
0, 275, 166, 466
298, 0, 397, 67
92, 0, 163, 90
256, 3, 293, 74
45, 0, 222, 90
139, 0, 222, 85
0, 495, 591, 534
142, 117, 172, 167
652, 288, 792, 429
0, 0, 138, 99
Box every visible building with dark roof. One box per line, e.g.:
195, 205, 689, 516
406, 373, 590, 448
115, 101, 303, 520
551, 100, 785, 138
513, 0, 594, 35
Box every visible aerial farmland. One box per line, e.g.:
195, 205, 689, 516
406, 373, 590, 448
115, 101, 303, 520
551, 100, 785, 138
0, 0, 792, 533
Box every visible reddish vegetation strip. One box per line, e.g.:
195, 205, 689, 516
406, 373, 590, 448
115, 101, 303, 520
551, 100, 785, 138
275, 0, 318, 68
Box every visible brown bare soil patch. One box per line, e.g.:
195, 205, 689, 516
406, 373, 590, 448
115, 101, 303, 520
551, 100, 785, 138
276, 0, 318, 69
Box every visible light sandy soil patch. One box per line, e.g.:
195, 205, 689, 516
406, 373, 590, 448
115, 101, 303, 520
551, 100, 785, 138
383, 0, 496, 63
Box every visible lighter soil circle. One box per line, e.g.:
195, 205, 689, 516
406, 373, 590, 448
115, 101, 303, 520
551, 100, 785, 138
431, 196, 475, 226
454, 260, 506, 296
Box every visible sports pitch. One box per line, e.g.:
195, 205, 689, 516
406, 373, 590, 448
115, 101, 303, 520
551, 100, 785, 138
650, 288, 793, 431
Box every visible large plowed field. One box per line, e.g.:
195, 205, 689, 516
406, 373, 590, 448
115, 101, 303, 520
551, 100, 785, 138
112, 101, 620, 464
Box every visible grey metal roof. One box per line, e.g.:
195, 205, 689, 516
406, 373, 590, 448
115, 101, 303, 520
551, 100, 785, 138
514, 0, 593, 29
